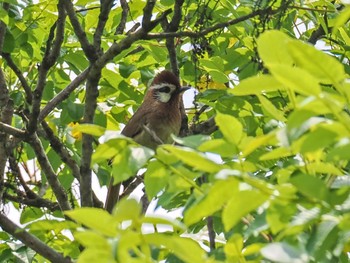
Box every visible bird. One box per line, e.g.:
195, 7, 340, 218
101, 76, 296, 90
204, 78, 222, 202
105, 70, 190, 213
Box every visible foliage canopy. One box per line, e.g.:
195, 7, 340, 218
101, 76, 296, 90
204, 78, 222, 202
1, 0, 350, 262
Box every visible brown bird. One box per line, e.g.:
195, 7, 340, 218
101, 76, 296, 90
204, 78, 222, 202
105, 70, 189, 213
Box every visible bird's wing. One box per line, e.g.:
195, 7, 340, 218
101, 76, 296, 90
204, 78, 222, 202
121, 105, 149, 139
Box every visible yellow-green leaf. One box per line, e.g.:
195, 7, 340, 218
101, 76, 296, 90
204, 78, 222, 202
288, 41, 346, 85
230, 75, 284, 96
162, 145, 223, 173
242, 132, 276, 157
144, 233, 206, 263
268, 64, 321, 96
257, 30, 294, 66
144, 160, 168, 199
72, 123, 106, 137
223, 189, 269, 231
215, 113, 243, 145
258, 95, 286, 121
184, 179, 239, 226
65, 208, 118, 236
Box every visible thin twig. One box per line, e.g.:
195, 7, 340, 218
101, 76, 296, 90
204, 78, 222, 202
95, 9, 172, 69
26, 133, 71, 211
1, 53, 32, 104
0, 213, 72, 263
0, 2, 9, 52
40, 121, 103, 208
63, 0, 96, 61
29, 0, 66, 133
142, 0, 157, 30
38, 69, 89, 122
0, 121, 25, 137
146, 7, 275, 39
289, 5, 336, 13
115, 0, 129, 35
207, 216, 216, 251
93, 0, 114, 48
190, 115, 217, 135
0, 99, 13, 202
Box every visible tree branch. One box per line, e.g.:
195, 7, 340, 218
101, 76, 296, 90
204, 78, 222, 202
38, 68, 89, 122
146, 7, 275, 39
63, 0, 97, 61
27, 133, 71, 211
3, 192, 60, 211
41, 121, 103, 208
142, 0, 156, 30
1, 53, 32, 104
115, 0, 129, 35
0, 100, 13, 201
207, 216, 216, 251
0, 122, 25, 139
0, 2, 9, 52
190, 115, 217, 135
80, 72, 100, 207
95, 8, 172, 69
93, 0, 114, 48
29, 1, 66, 133
0, 213, 72, 263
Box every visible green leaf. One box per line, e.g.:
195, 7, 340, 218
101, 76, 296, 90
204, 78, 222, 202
141, 216, 186, 232
65, 208, 118, 236
223, 189, 269, 231
2, 29, 15, 53
161, 145, 223, 173
113, 198, 141, 222
28, 219, 76, 232
172, 134, 211, 149
224, 234, 244, 261
144, 233, 206, 263
333, 6, 350, 33
77, 249, 114, 263
0, 9, 9, 24
299, 127, 337, 153
144, 160, 168, 199
257, 30, 294, 66
184, 178, 239, 226
266, 201, 297, 234
146, 43, 168, 62
198, 138, 238, 157
119, 62, 137, 78
72, 124, 106, 137
260, 147, 292, 161
94, 139, 154, 183
74, 231, 111, 249
305, 162, 343, 176
20, 208, 44, 224
257, 95, 286, 121
92, 138, 123, 163
242, 132, 276, 157
230, 75, 284, 96
261, 242, 308, 262
308, 220, 339, 261
215, 113, 243, 145
288, 41, 346, 84
209, 70, 229, 83
268, 64, 322, 96
290, 173, 329, 202
327, 141, 350, 161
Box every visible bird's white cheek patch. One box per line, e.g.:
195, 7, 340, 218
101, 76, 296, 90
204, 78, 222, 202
157, 92, 172, 103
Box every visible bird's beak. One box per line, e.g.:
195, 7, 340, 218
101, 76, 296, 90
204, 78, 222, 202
177, 86, 191, 94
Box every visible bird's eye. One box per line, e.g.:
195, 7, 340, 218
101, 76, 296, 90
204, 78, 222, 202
158, 86, 170, 93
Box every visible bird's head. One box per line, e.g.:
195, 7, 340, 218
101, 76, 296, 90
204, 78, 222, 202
147, 70, 190, 103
